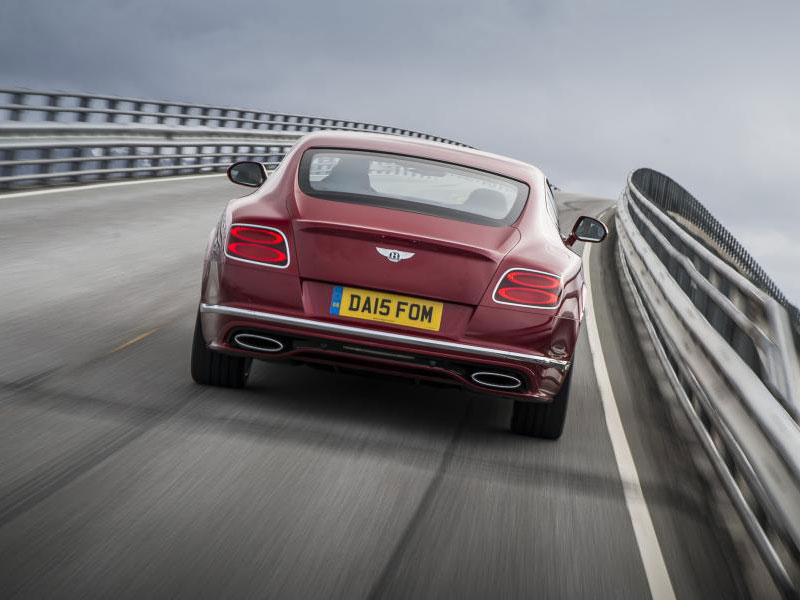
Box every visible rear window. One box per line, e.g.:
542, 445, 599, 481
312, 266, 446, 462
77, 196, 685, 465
298, 149, 529, 226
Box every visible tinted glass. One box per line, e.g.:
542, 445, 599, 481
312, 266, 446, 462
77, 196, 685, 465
299, 149, 529, 226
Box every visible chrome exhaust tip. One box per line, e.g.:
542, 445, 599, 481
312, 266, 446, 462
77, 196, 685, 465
233, 333, 285, 353
470, 371, 523, 390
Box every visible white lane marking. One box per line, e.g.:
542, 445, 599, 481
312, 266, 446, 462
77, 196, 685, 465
583, 239, 677, 600
0, 173, 225, 199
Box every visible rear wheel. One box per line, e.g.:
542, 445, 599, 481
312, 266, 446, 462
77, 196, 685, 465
510, 364, 572, 439
191, 312, 251, 388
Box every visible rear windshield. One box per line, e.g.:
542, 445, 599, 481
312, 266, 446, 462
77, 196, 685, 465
298, 149, 529, 226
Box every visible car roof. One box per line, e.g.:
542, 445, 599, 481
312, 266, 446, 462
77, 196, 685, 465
292, 131, 545, 186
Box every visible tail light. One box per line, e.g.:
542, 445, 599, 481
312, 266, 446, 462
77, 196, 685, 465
225, 223, 290, 268
493, 268, 561, 309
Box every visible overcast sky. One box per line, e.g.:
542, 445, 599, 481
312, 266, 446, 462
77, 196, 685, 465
2, 0, 798, 301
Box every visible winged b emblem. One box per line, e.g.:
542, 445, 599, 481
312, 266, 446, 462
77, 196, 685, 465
376, 247, 415, 263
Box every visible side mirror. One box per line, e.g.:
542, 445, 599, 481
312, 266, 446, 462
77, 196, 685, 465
227, 161, 267, 187
565, 216, 607, 247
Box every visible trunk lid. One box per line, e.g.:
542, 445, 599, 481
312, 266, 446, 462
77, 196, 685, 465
290, 193, 520, 305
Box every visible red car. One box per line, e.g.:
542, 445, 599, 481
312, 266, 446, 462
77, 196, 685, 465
191, 132, 606, 438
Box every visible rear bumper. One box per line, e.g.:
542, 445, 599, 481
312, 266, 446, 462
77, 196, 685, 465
199, 303, 570, 400
201, 304, 569, 369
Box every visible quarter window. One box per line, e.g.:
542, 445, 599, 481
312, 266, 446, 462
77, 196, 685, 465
544, 180, 559, 229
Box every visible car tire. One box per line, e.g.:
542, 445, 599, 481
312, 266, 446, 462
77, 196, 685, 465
191, 312, 251, 388
510, 364, 572, 439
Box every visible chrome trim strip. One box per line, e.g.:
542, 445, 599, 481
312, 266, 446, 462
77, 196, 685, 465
200, 303, 570, 370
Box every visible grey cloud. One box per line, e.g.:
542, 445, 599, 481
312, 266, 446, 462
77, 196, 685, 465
1, 0, 798, 299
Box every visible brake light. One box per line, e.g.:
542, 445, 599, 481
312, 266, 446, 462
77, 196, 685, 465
226, 224, 290, 268
493, 268, 560, 308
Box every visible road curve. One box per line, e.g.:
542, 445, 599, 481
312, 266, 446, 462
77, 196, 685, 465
0, 178, 750, 598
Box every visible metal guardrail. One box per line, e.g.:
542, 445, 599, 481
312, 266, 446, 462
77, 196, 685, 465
617, 169, 800, 596
0, 88, 467, 143
632, 168, 800, 344
0, 88, 470, 190
0, 125, 299, 188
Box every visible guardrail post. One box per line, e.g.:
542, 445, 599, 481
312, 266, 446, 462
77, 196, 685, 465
100, 146, 111, 180
45, 94, 58, 122
38, 147, 52, 181
131, 101, 143, 125
123, 146, 135, 178
69, 147, 82, 180
8, 92, 24, 121
108, 99, 119, 124
77, 96, 90, 123
0, 148, 13, 184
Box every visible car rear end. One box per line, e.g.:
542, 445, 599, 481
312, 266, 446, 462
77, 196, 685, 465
197, 133, 582, 404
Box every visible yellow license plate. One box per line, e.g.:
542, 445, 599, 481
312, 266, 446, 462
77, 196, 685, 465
330, 285, 443, 331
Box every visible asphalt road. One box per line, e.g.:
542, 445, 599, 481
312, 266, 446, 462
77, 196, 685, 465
0, 177, 751, 598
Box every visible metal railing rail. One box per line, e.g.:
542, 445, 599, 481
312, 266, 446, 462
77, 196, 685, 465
0, 88, 469, 146
631, 168, 800, 342
0, 126, 297, 187
0, 89, 471, 190
617, 169, 800, 596
626, 181, 800, 418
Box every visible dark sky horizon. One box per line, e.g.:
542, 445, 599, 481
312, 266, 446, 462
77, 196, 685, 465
2, 0, 798, 301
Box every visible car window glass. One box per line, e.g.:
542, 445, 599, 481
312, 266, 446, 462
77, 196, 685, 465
544, 180, 559, 228
300, 149, 529, 227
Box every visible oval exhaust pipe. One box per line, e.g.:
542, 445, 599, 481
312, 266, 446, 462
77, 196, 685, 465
470, 371, 522, 390
233, 333, 285, 353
